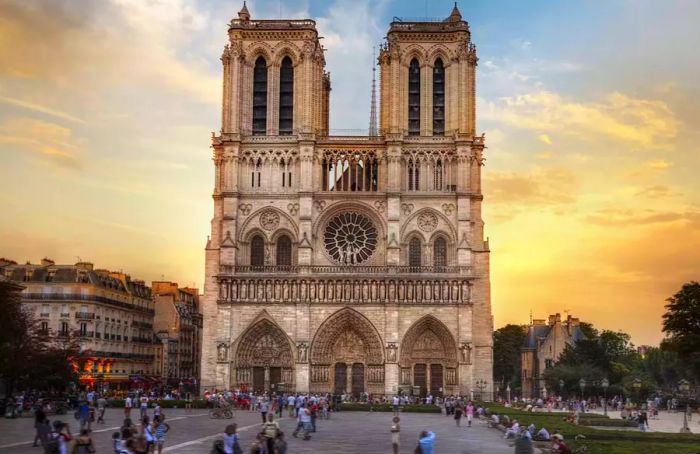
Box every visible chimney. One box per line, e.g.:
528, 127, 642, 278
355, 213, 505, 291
75, 261, 94, 271
41, 258, 55, 266
547, 314, 557, 326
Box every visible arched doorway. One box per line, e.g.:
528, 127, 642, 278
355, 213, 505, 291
233, 318, 295, 394
400, 315, 458, 397
309, 308, 384, 397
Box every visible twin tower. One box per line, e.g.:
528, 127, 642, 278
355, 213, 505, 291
200, 3, 493, 400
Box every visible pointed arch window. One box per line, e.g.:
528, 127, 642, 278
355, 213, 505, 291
276, 235, 292, 267
433, 237, 447, 268
433, 159, 443, 191
433, 58, 445, 135
279, 56, 294, 135
409, 237, 422, 268
408, 159, 420, 191
252, 57, 268, 135
250, 235, 265, 267
408, 58, 421, 136
251, 158, 262, 188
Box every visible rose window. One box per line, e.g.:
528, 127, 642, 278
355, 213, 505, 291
324, 212, 378, 265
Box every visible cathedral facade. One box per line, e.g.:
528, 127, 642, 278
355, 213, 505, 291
200, 4, 493, 399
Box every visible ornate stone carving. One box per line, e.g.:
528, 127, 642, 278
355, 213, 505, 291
441, 203, 455, 216
400, 315, 458, 368
417, 212, 438, 232
235, 319, 293, 368
401, 203, 414, 215
287, 203, 299, 216
445, 368, 457, 385
460, 342, 473, 365
260, 210, 280, 230
313, 200, 326, 212
297, 341, 308, 363
374, 200, 386, 212
386, 342, 398, 363
323, 212, 378, 265
310, 308, 384, 366
217, 342, 229, 362
239, 204, 252, 216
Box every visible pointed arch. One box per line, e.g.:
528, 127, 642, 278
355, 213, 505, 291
234, 317, 295, 368
279, 56, 294, 135
252, 56, 268, 135
310, 307, 384, 365
408, 58, 421, 136
400, 315, 458, 368
433, 58, 445, 135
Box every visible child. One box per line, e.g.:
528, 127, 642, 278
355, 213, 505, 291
112, 431, 122, 454
154, 415, 170, 454
390, 416, 400, 454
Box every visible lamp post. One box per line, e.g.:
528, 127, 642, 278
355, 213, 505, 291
506, 384, 511, 403
559, 379, 565, 398
633, 377, 642, 407
475, 379, 488, 401
679, 379, 691, 433
579, 378, 586, 401
601, 378, 609, 416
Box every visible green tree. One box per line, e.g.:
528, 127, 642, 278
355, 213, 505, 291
493, 324, 527, 391
662, 281, 700, 380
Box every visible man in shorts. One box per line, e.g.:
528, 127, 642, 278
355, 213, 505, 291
124, 395, 133, 418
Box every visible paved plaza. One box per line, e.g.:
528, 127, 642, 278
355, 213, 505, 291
0, 407, 515, 454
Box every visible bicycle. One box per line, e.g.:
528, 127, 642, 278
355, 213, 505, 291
209, 407, 233, 419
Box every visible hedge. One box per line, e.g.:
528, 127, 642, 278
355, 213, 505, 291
107, 399, 209, 409
339, 403, 441, 413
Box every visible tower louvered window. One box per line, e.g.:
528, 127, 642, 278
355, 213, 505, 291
408, 58, 420, 136
276, 235, 292, 267
433, 237, 447, 267
279, 56, 294, 135
250, 235, 265, 267
433, 58, 445, 135
409, 237, 422, 268
252, 57, 267, 135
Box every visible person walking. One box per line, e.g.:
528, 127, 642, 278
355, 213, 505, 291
262, 414, 280, 454
125, 395, 133, 418
77, 401, 91, 432
139, 395, 149, 421
638, 411, 649, 432
142, 415, 155, 453
466, 402, 475, 428
417, 430, 436, 454
454, 403, 463, 427
153, 415, 170, 454
273, 431, 287, 454
46, 420, 72, 454
33, 409, 49, 447
71, 428, 96, 454
259, 398, 269, 424
97, 396, 107, 424
222, 423, 242, 454
292, 405, 312, 440
390, 416, 400, 454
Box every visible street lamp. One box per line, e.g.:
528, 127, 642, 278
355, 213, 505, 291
559, 379, 565, 398
579, 378, 586, 400
506, 384, 511, 403
475, 379, 488, 401
633, 377, 642, 406
601, 378, 609, 416
678, 379, 691, 434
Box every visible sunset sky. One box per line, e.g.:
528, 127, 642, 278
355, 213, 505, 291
0, 0, 698, 346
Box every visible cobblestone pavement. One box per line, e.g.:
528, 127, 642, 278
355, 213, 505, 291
0, 408, 515, 453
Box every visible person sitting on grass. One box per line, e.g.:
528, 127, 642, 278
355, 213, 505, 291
551, 434, 571, 454
504, 419, 520, 439
535, 426, 550, 441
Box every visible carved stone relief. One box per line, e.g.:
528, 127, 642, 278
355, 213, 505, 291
401, 203, 414, 215
260, 210, 280, 230
239, 204, 252, 216
287, 203, 299, 216
417, 212, 438, 232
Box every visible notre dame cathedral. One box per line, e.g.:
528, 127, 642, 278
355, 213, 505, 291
200, 3, 493, 400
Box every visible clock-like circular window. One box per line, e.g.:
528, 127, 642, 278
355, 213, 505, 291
324, 212, 378, 265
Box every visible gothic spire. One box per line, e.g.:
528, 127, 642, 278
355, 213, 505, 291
448, 2, 462, 22
368, 46, 378, 136
238, 1, 250, 21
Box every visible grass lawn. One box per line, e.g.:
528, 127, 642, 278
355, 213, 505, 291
486, 404, 700, 454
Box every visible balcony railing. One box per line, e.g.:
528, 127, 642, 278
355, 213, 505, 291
60, 312, 70, 318
75, 312, 96, 320
132, 320, 153, 330
220, 265, 469, 275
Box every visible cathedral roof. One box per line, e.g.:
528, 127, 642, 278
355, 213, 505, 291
446, 3, 462, 22
238, 1, 250, 21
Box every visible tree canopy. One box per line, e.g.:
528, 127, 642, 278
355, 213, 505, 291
662, 281, 700, 380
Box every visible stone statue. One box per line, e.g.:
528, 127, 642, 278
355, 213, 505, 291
386, 343, 398, 363
297, 342, 308, 362
460, 342, 472, 364
217, 343, 228, 362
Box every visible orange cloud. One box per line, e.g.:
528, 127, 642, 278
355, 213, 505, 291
0, 117, 83, 168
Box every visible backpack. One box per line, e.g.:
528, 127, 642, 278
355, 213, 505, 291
43, 434, 60, 454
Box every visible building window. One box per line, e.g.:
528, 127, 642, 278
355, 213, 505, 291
60, 304, 69, 317
433, 159, 443, 191
80, 323, 87, 336
408, 58, 421, 136
251, 158, 262, 188
433, 237, 447, 267
41, 304, 50, 316
323, 152, 378, 192
250, 235, 265, 267
60, 321, 69, 336
252, 56, 268, 135
276, 235, 292, 267
409, 237, 422, 268
279, 56, 294, 135
40, 321, 48, 333
433, 58, 445, 135
407, 159, 420, 191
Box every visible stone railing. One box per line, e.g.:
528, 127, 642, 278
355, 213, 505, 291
221, 265, 470, 276
217, 274, 472, 305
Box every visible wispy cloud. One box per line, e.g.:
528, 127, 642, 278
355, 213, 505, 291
0, 95, 85, 124
0, 117, 83, 168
